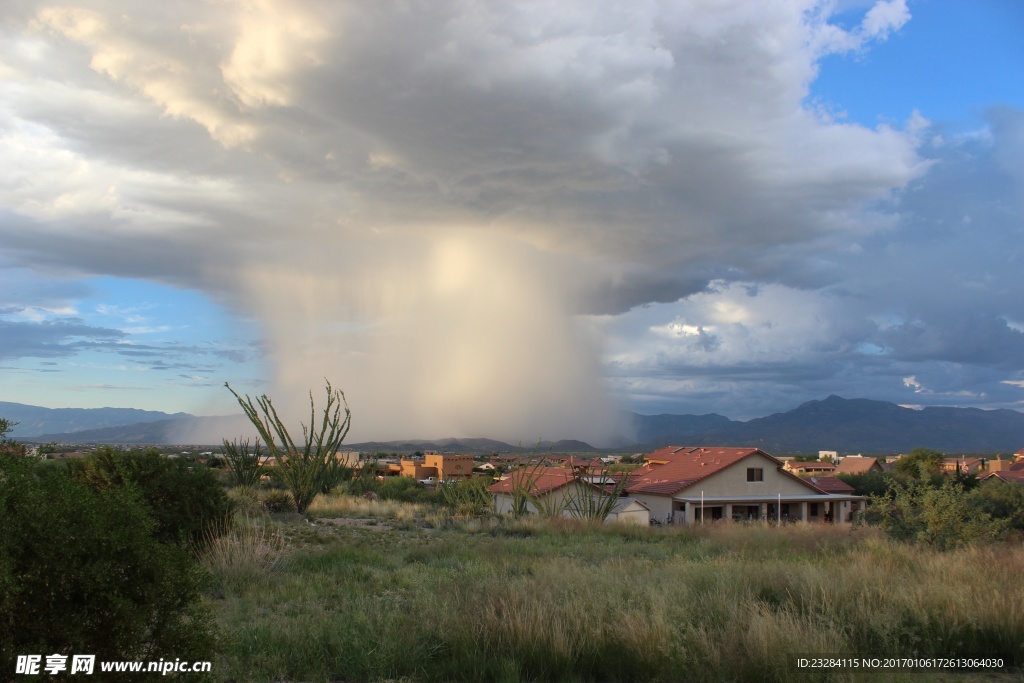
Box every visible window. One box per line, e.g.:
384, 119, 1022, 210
810, 502, 819, 516
746, 467, 763, 482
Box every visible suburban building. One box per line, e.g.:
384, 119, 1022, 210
783, 460, 837, 476
486, 466, 650, 525
627, 446, 863, 525
835, 456, 883, 475
988, 456, 1013, 472
399, 452, 474, 481
941, 457, 984, 475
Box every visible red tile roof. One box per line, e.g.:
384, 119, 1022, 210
1009, 460, 1024, 472
836, 457, 881, 474
808, 476, 855, 494
627, 447, 766, 495
486, 466, 575, 496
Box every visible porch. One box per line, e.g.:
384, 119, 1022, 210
668, 494, 863, 526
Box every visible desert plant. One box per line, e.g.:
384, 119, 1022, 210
261, 488, 297, 513
221, 437, 267, 488
70, 446, 230, 551
226, 381, 351, 513
439, 477, 492, 516
564, 472, 631, 522
0, 455, 215, 669
227, 485, 264, 518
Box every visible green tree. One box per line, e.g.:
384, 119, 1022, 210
870, 479, 1008, 550
0, 456, 215, 673
70, 446, 230, 551
836, 470, 890, 497
226, 380, 351, 514
0, 417, 25, 456
969, 479, 1024, 532
894, 447, 946, 479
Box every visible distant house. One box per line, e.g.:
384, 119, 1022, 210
627, 446, 862, 525
784, 460, 837, 476
487, 467, 646, 524
988, 456, 1013, 472
835, 456, 883, 475
400, 453, 474, 481
941, 457, 984, 475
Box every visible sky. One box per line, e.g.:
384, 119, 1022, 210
1, 0, 1022, 444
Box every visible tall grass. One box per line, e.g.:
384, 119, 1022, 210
212, 517, 1024, 682
203, 517, 286, 593
307, 489, 433, 521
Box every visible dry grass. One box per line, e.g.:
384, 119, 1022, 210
307, 490, 432, 521
202, 516, 286, 593
212, 510, 1024, 682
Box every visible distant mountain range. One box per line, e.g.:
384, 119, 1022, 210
6, 395, 1024, 453
626, 395, 1024, 453
1, 401, 191, 438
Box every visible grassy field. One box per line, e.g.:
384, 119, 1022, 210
205, 492, 1024, 682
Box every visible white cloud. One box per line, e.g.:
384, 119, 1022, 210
0, 0, 1020, 434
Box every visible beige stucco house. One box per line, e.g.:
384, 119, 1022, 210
627, 446, 863, 525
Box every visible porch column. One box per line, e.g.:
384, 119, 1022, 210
684, 502, 696, 526
758, 502, 767, 523
798, 501, 808, 523
724, 503, 733, 521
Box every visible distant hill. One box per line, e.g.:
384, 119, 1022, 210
10, 396, 1024, 453
1, 401, 191, 438
630, 395, 1024, 453
346, 438, 597, 454
27, 415, 250, 445
627, 412, 734, 443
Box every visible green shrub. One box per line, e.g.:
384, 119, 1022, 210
870, 480, 1008, 550
969, 479, 1024, 531
0, 456, 215, 672
228, 485, 264, 518
70, 446, 230, 550
377, 475, 443, 504
261, 488, 297, 513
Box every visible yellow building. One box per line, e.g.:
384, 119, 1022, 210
399, 452, 475, 481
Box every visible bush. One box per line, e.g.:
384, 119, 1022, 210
0, 456, 215, 671
261, 489, 297, 513
378, 476, 443, 504
969, 479, 1024, 531
227, 485, 264, 518
70, 447, 230, 551
870, 480, 1008, 550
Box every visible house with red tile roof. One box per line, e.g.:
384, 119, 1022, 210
835, 456, 883, 475
627, 446, 863, 525
807, 476, 856, 494
783, 460, 837, 476
487, 466, 650, 524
